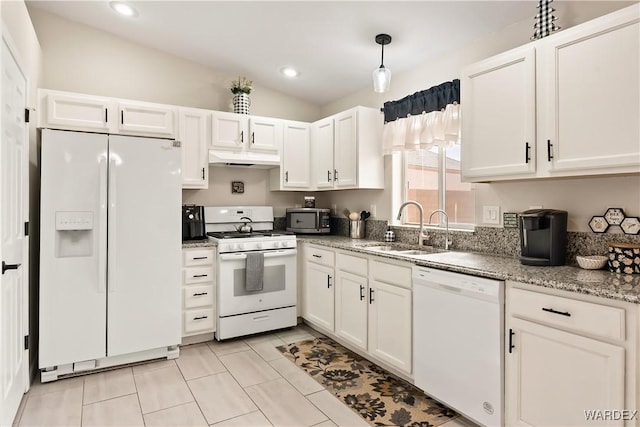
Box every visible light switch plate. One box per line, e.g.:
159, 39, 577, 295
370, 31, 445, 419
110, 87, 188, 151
483, 206, 500, 225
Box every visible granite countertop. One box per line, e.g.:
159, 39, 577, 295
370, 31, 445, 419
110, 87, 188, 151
182, 239, 217, 248
299, 235, 640, 305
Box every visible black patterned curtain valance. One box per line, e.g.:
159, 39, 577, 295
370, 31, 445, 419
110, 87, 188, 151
383, 79, 460, 123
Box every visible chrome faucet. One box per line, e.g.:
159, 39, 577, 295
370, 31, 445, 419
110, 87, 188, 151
428, 209, 452, 250
396, 201, 426, 246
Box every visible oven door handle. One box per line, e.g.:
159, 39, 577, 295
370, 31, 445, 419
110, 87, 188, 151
219, 249, 297, 261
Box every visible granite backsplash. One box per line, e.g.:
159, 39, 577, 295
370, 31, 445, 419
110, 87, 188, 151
275, 217, 640, 268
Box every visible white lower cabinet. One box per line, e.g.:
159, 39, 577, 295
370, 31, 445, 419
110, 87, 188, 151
303, 245, 335, 331
506, 282, 638, 427
182, 248, 216, 341
303, 244, 412, 375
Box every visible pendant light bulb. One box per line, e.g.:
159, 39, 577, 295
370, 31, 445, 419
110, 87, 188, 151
373, 34, 392, 93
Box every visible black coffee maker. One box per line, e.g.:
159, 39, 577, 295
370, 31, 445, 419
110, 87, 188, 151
519, 209, 568, 266
182, 205, 206, 240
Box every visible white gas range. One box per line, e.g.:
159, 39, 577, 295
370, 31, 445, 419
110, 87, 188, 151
204, 206, 297, 340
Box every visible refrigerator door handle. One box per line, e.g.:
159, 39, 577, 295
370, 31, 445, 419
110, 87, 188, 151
98, 155, 108, 293
108, 153, 117, 293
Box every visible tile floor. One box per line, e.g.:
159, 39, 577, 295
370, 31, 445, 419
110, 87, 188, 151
13, 325, 476, 427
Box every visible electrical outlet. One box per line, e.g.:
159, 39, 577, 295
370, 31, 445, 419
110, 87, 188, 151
483, 206, 500, 225
370, 204, 377, 218
331, 204, 337, 215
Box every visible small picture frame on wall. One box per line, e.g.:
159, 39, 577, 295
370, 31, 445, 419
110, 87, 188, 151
231, 181, 244, 194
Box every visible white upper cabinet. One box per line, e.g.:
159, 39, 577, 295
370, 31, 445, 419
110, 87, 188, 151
310, 106, 384, 191
38, 89, 115, 133
461, 5, 640, 182
179, 108, 210, 189
311, 118, 335, 189
461, 45, 536, 180
38, 89, 177, 138
278, 121, 311, 189
118, 101, 176, 137
211, 111, 282, 154
537, 6, 640, 175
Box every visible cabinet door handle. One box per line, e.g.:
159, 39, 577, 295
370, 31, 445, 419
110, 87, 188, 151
508, 328, 515, 353
547, 139, 553, 161
193, 274, 208, 278
312, 254, 322, 258
251, 132, 255, 144
2, 261, 21, 275
202, 167, 205, 180
334, 169, 338, 181
542, 307, 571, 317
105, 108, 108, 123
525, 142, 530, 163
193, 315, 208, 320
285, 171, 289, 182
120, 110, 124, 125
240, 131, 244, 143
359, 285, 365, 301
192, 256, 208, 260
327, 275, 332, 288
327, 170, 331, 182
369, 288, 375, 304
192, 292, 208, 296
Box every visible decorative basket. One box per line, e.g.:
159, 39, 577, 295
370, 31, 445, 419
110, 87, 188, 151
607, 242, 640, 274
233, 93, 250, 115
576, 255, 608, 270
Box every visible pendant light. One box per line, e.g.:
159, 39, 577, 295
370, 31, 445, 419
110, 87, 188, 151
373, 34, 392, 93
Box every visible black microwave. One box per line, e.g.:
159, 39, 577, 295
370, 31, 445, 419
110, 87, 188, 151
286, 208, 331, 234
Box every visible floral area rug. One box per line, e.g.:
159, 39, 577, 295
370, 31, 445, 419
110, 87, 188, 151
277, 336, 458, 427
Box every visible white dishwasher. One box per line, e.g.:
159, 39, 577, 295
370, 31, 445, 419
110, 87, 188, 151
413, 266, 504, 427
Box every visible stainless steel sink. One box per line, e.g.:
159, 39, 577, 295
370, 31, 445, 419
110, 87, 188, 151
355, 244, 444, 258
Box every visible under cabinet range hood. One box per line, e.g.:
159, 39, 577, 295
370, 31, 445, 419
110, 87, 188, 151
208, 150, 280, 168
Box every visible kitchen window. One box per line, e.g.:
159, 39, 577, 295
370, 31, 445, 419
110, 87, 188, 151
402, 144, 475, 228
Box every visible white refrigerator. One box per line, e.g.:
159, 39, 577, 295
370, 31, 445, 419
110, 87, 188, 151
39, 129, 181, 375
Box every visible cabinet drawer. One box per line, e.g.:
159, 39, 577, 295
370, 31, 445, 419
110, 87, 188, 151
183, 285, 214, 309
305, 246, 335, 267
183, 249, 214, 267
336, 252, 367, 276
183, 267, 214, 284
509, 288, 625, 341
183, 308, 214, 335
370, 260, 411, 289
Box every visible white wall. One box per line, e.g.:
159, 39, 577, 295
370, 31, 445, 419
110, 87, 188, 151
319, 1, 639, 232
27, 7, 321, 123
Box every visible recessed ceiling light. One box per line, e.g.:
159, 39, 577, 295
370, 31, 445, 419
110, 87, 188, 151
280, 67, 300, 78
109, 1, 137, 17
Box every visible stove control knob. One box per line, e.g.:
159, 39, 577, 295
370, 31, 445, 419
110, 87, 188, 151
256, 242, 263, 249
238, 243, 246, 250
219, 244, 228, 252
229, 243, 237, 251
272, 241, 281, 248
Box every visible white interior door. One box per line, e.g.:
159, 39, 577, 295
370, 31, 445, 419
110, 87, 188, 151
1, 30, 28, 427
39, 130, 108, 369
107, 135, 181, 356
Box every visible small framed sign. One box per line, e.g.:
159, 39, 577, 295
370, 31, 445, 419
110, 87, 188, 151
231, 181, 244, 194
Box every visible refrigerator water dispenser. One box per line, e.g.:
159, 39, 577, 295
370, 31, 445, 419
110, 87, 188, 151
55, 211, 94, 257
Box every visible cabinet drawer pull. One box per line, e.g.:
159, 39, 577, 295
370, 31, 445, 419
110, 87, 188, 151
542, 307, 571, 317
192, 256, 208, 260
334, 169, 338, 181
285, 171, 289, 182
105, 108, 108, 123
327, 275, 332, 288
312, 254, 322, 258
202, 167, 205, 180
547, 139, 553, 161
251, 132, 255, 144
192, 292, 208, 296
327, 170, 331, 182
192, 274, 208, 278
121, 110, 124, 125
369, 288, 375, 304
193, 315, 208, 320
525, 142, 530, 163
359, 285, 365, 301
240, 131, 244, 143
